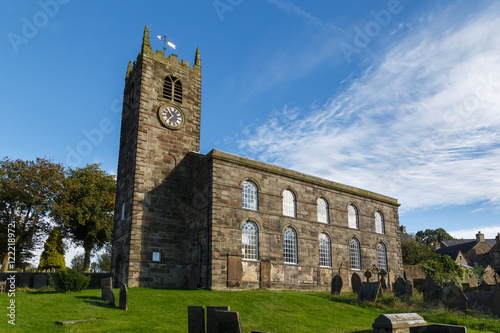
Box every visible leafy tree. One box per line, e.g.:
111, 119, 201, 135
401, 239, 437, 265
0, 157, 65, 271
420, 254, 464, 282
39, 227, 65, 270
71, 253, 85, 272
96, 243, 111, 272
415, 228, 453, 246
52, 164, 116, 272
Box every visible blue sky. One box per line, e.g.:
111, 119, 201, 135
1, 0, 499, 265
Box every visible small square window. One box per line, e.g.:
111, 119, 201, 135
152, 252, 161, 262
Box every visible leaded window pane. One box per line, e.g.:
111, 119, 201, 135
348, 204, 359, 229
242, 221, 258, 260
283, 190, 296, 217
317, 198, 329, 223
283, 227, 297, 264
242, 181, 258, 210
319, 233, 331, 267
375, 212, 385, 234
350, 238, 361, 270
377, 242, 387, 271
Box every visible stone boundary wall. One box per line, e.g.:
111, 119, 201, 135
0, 272, 112, 289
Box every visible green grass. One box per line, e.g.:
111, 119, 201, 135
1, 288, 498, 332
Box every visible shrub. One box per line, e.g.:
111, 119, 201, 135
57, 269, 90, 292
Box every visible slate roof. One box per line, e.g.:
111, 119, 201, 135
436, 238, 495, 255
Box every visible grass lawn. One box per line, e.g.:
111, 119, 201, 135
1, 288, 498, 332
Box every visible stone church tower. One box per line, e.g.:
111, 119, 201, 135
111, 26, 203, 288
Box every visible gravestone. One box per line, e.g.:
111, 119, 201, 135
466, 290, 493, 312
388, 270, 396, 290
33, 275, 48, 289
260, 261, 271, 289
379, 269, 388, 289
227, 256, 242, 288
101, 277, 112, 299
357, 282, 381, 303
207, 306, 230, 333
441, 284, 467, 311
364, 269, 372, 282
102, 286, 116, 306
119, 283, 128, 310
422, 275, 441, 304
188, 306, 205, 333
214, 310, 242, 333
492, 285, 500, 317
351, 273, 361, 293
372, 313, 427, 333
393, 277, 413, 300
331, 274, 342, 295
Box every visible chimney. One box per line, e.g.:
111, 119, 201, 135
433, 239, 441, 250
496, 233, 500, 245
476, 231, 485, 243
399, 225, 406, 233
437, 231, 443, 243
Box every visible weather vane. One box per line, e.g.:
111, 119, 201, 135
157, 34, 176, 52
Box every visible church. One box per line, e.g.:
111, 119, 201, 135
111, 26, 403, 291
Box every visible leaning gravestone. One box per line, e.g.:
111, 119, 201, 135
372, 313, 427, 333
357, 282, 381, 303
33, 275, 48, 289
188, 306, 205, 333
393, 277, 413, 300
207, 306, 230, 333
378, 269, 388, 289
441, 283, 467, 312
492, 285, 500, 317
351, 273, 362, 293
102, 286, 116, 306
214, 310, 243, 333
422, 275, 441, 304
119, 283, 128, 310
331, 274, 343, 295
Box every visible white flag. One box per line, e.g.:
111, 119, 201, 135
167, 41, 176, 49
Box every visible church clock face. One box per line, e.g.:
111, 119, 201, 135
158, 105, 184, 129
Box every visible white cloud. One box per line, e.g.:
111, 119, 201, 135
449, 226, 499, 240
239, 3, 500, 213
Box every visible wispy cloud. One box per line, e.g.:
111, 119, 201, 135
239, 3, 500, 213
449, 226, 499, 239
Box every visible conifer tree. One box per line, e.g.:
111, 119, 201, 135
39, 227, 66, 270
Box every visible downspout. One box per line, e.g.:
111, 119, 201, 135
206, 156, 212, 289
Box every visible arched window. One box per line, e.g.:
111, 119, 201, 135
319, 233, 331, 267
317, 198, 329, 223
242, 181, 258, 210
377, 242, 387, 271
350, 238, 361, 270
121, 202, 125, 221
348, 204, 359, 229
242, 221, 258, 260
283, 190, 296, 217
163, 76, 182, 103
283, 227, 297, 264
375, 211, 385, 234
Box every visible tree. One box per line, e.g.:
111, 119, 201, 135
95, 243, 111, 272
415, 228, 453, 246
52, 164, 116, 272
0, 157, 65, 271
401, 239, 437, 265
39, 227, 65, 270
71, 253, 85, 272
420, 254, 465, 282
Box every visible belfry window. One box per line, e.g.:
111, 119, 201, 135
242, 180, 258, 210
350, 238, 361, 270
283, 227, 297, 264
163, 76, 182, 103
242, 221, 258, 260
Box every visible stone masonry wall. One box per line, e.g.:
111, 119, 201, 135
209, 150, 402, 291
